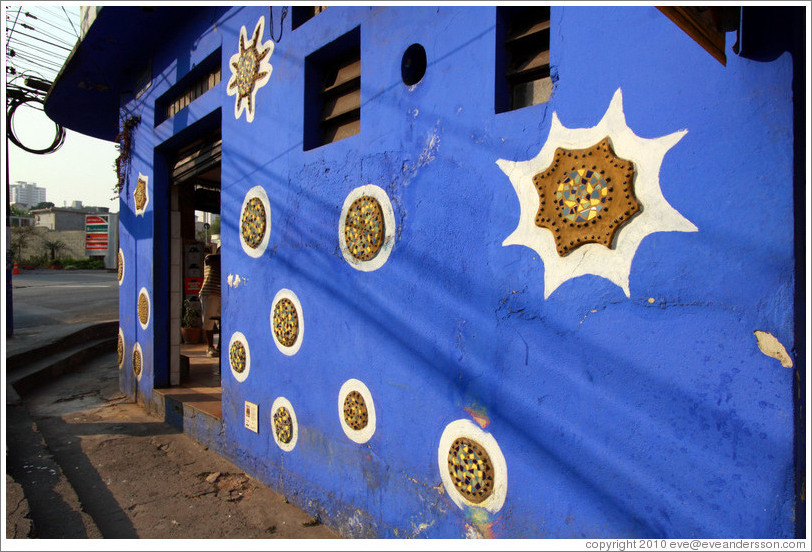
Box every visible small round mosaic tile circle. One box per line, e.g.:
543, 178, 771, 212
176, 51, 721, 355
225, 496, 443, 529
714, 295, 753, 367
117, 249, 125, 286
239, 186, 271, 258
338, 379, 376, 444
270, 289, 304, 356
438, 419, 507, 513
271, 397, 298, 452
134, 173, 149, 216
137, 288, 150, 330
344, 196, 385, 261
228, 331, 251, 383
118, 328, 125, 370
132, 342, 143, 382
338, 185, 396, 272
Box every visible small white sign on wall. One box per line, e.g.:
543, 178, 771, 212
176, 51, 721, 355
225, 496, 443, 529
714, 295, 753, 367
244, 401, 259, 433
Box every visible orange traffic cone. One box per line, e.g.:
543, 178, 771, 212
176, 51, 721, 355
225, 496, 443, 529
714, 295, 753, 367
12, 260, 21, 274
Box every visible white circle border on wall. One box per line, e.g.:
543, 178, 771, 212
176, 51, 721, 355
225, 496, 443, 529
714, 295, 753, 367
239, 185, 272, 258
138, 287, 151, 330
118, 248, 125, 286
271, 396, 299, 452
438, 419, 508, 514
338, 378, 377, 444
270, 288, 304, 356
338, 184, 396, 272
133, 342, 144, 382
228, 331, 251, 383
118, 327, 125, 370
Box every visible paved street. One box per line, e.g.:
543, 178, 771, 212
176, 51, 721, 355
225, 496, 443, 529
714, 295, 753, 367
9, 269, 118, 329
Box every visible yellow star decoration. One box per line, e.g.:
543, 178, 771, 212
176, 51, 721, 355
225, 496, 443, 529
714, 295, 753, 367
227, 16, 274, 123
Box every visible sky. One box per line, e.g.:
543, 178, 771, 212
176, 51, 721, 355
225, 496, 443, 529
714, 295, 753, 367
5, 3, 120, 213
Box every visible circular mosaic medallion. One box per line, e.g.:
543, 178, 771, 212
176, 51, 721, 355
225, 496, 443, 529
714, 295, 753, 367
343, 390, 369, 431
556, 169, 609, 223
338, 379, 376, 443
117, 328, 125, 370
228, 331, 250, 382
230, 341, 246, 373
270, 289, 304, 355
338, 185, 396, 272
117, 249, 124, 285
132, 343, 143, 381
137, 288, 150, 330
241, 197, 267, 249
271, 397, 298, 452
240, 186, 271, 257
344, 196, 385, 261
134, 173, 149, 214
447, 437, 495, 504
273, 407, 293, 443
272, 298, 298, 347
438, 419, 507, 513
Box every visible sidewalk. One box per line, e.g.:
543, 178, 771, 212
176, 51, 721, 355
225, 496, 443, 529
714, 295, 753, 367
5, 350, 339, 540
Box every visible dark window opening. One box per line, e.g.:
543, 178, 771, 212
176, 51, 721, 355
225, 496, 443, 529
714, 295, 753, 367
495, 6, 552, 113
401, 43, 427, 86
155, 48, 222, 125
292, 6, 327, 30
304, 26, 361, 150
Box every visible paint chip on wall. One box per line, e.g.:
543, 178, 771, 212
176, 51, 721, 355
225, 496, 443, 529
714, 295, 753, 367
754, 331, 793, 368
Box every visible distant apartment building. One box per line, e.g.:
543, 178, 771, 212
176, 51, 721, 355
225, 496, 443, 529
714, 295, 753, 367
10, 181, 47, 209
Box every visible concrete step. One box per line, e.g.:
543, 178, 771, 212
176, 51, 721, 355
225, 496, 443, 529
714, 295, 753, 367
6, 320, 118, 373
9, 335, 118, 397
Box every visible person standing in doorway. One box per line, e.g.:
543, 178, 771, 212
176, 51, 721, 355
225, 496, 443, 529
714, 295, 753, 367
199, 244, 221, 357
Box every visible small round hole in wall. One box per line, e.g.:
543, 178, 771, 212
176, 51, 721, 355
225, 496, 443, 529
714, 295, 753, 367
401, 43, 426, 86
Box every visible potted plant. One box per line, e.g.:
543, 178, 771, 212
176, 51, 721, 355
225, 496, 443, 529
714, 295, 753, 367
181, 298, 203, 344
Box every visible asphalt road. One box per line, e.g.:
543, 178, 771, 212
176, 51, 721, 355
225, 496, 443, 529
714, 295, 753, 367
9, 269, 118, 329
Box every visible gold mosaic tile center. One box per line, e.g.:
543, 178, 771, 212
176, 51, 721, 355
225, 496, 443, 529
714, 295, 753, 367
344, 196, 385, 261
343, 390, 369, 431
273, 407, 293, 444
230, 340, 246, 374
241, 197, 267, 249
273, 298, 299, 347
117, 333, 124, 368
137, 292, 149, 326
447, 437, 495, 504
132, 348, 142, 377
532, 138, 640, 256
134, 177, 147, 211
117, 251, 124, 282
236, 49, 259, 97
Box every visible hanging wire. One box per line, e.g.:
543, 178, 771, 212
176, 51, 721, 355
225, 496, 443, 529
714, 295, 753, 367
269, 6, 288, 43
7, 94, 67, 154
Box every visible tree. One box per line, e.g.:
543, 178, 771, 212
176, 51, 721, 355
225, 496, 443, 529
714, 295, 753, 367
43, 239, 66, 261
9, 204, 30, 217
10, 226, 38, 260
32, 201, 55, 210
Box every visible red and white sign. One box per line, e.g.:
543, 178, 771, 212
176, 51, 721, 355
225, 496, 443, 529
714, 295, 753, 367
184, 277, 203, 295
85, 215, 109, 252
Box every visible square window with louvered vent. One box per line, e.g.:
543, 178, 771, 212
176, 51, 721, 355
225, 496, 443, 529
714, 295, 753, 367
495, 6, 552, 113
304, 27, 361, 150
292, 6, 327, 30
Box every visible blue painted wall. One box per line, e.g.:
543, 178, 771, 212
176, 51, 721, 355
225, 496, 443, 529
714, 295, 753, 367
117, 6, 798, 538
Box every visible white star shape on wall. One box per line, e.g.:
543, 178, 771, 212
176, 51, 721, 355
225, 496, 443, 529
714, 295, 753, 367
227, 16, 274, 123
497, 88, 697, 299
